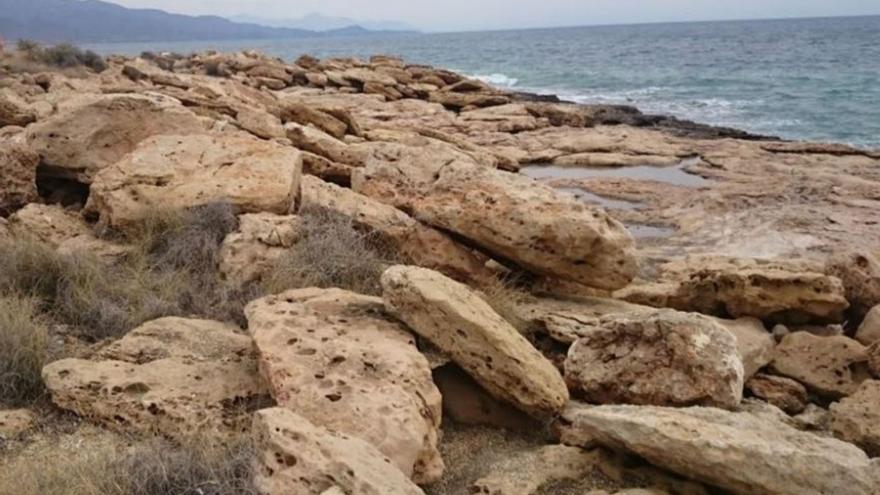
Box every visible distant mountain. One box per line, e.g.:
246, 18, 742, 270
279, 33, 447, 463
0, 0, 320, 43
230, 13, 418, 33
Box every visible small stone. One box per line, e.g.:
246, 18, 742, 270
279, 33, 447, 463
745, 373, 809, 414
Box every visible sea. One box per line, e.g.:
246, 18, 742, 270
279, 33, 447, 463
86, 15, 880, 149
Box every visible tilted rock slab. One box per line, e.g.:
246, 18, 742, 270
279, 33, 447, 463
830, 380, 880, 457
86, 133, 301, 229
564, 309, 744, 408
770, 331, 871, 399
26, 93, 206, 182
353, 148, 636, 290
300, 175, 492, 282
559, 403, 880, 495
245, 288, 443, 484
252, 408, 424, 495
42, 317, 269, 440
381, 265, 568, 416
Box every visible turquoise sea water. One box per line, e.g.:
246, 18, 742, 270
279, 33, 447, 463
88, 16, 880, 148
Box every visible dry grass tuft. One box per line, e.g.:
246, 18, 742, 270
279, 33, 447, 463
263, 206, 401, 296
479, 276, 535, 334
0, 295, 48, 407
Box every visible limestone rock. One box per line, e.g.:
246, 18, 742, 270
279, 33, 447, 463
559, 403, 880, 495
300, 175, 492, 282
855, 305, 880, 345
42, 317, 269, 440
279, 100, 348, 138
770, 332, 870, 399
0, 91, 37, 127
285, 122, 368, 165
0, 143, 39, 215
722, 317, 774, 380
618, 257, 849, 324
355, 150, 636, 290
869, 342, 880, 377
235, 107, 285, 139
86, 133, 301, 229
245, 288, 443, 484
0, 409, 36, 437
830, 380, 880, 456
26, 93, 206, 182
472, 445, 599, 495
219, 213, 301, 285
745, 373, 809, 414
381, 265, 568, 417
7, 203, 90, 246
252, 408, 424, 495
826, 251, 880, 323
563, 310, 744, 409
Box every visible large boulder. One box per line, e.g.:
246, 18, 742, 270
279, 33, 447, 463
300, 175, 492, 282
86, 133, 302, 229
218, 213, 301, 285
381, 265, 568, 417
0, 143, 39, 215
563, 310, 744, 409
559, 403, 880, 495
770, 332, 871, 399
354, 147, 636, 290
252, 408, 424, 495
26, 93, 206, 182
617, 257, 849, 324
830, 380, 880, 457
245, 288, 443, 484
42, 317, 269, 440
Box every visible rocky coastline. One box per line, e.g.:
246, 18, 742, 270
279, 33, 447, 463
1, 49, 880, 494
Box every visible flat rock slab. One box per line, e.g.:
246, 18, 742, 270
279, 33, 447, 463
770, 332, 871, 399
559, 403, 880, 495
472, 445, 599, 495
85, 133, 302, 229
381, 265, 568, 417
245, 288, 443, 484
252, 407, 424, 495
353, 146, 636, 290
42, 317, 269, 440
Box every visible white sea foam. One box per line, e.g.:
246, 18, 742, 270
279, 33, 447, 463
468, 73, 519, 88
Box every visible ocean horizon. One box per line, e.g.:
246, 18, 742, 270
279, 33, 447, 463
87, 15, 880, 148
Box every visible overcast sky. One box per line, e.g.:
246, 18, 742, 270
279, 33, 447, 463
109, 0, 880, 32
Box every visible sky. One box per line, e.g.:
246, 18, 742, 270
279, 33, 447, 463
108, 0, 880, 32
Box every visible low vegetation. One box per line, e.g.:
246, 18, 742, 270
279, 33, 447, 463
0, 295, 49, 407
10, 40, 107, 72
479, 275, 534, 334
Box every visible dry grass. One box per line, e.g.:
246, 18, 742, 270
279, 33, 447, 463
479, 276, 535, 334
12, 41, 107, 72
263, 206, 401, 296
0, 295, 48, 407
0, 433, 257, 495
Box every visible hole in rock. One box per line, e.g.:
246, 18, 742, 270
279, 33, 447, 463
36, 165, 90, 208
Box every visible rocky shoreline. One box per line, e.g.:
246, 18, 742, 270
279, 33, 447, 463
1, 49, 880, 494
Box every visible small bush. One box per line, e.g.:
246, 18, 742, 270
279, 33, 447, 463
264, 207, 400, 296
15, 41, 108, 72
15, 39, 40, 53
479, 276, 534, 334
0, 295, 48, 407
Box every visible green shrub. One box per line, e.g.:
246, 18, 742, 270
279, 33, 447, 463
0, 295, 48, 406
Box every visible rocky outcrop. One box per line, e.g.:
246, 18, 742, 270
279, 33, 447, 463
26, 93, 206, 182
300, 175, 492, 282
252, 407, 424, 495
86, 133, 301, 229
381, 265, 568, 417
826, 252, 880, 323
745, 373, 809, 414
245, 288, 443, 484
354, 149, 636, 290
7, 203, 130, 260
559, 403, 880, 495
830, 380, 880, 456
471, 445, 599, 495
617, 257, 849, 324
855, 305, 880, 345
563, 310, 744, 408
218, 213, 301, 285
42, 317, 269, 440
0, 91, 37, 127
770, 332, 871, 399
0, 143, 39, 215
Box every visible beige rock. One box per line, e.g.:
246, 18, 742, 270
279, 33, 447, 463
429, 91, 511, 110
252, 408, 424, 495
355, 150, 636, 290
830, 380, 880, 456
300, 175, 492, 282
381, 265, 569, 417
342, 67, 398, 87
42, 317, 268, 440
564, 310, 744, 409
0, 91, 37, 127
855, 305, 880, 345
0, 143, 39, 215
235, 107, 285, 139
869, 342, 880, 377
745, 373, 809, 414
826, 251, 880, 323
245, 288, 443, 484
7, 203, 90, 245
285, 122, 368, 165
26, 93, 206, 182
472, 445, 599, 495
770, 332, 870, 399
218, 213, 301, 285
559, 403, 880, 495
0, 409, 36, 437
86, 133, 301, 229
722, 317, 775, 379
279, 101, 348, 138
